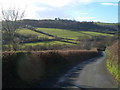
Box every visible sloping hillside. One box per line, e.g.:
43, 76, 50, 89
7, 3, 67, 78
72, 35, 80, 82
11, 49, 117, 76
3, 26, 117, 51
21, 19, 117, 34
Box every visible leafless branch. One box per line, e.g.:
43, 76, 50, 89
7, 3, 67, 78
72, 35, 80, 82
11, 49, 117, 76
2, 7, 25, 51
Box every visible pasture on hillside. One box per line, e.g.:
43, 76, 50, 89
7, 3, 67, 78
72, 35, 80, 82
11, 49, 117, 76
3, 27, 116, 51
17, 28, 54, 39
36, 28, 114, 40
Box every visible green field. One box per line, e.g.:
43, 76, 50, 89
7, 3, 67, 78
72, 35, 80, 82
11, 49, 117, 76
15, 28, 115, 47
36, 28, 90, 39
94, 22, 118, 26
23, 41, 75, 46
17, 28, 54, 39
80, 31, 114, 37
17, 28, 114, 40
36, 28, 114, 40
3, 41, 76, 50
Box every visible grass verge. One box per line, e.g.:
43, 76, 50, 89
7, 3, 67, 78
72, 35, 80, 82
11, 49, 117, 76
106, 49, 120, 83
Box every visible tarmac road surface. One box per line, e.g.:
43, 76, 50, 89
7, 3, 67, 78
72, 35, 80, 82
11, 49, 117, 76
55, 51, 119, 89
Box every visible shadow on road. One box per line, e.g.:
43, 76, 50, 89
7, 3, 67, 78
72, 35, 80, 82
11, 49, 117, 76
54, 51, 109, 89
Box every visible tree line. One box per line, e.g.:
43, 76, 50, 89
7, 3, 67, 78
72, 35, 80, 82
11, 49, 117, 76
20, 18, 117, 34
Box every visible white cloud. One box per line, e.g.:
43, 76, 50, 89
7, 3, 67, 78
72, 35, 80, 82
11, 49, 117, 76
0, 0, 118, 9
0, 0, 72, 18
77, 0, 119, 3
101, 3, 118, 6
25, 6, 50, 19
75, 17, 95, 20
0, 0, 52, 19
79, 13, 88, 15
34, 0, 72, 7
74, 17, 112, 22
0, 0, 118, 20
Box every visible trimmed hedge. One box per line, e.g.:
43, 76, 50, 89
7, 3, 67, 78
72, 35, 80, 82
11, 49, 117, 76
2, 50, 99, 88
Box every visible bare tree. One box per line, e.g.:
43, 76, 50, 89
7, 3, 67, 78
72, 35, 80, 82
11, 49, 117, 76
2, 7, 25, 51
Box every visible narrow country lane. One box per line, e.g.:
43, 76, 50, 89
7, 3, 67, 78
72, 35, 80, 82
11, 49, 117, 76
54, 51, 119, 89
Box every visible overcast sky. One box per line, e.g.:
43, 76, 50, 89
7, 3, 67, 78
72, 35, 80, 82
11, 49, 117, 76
0, 0, 119, 23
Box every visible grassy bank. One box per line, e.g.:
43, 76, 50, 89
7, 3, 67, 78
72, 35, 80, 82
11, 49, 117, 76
3, 50, 99, 88
106, 41, 120, 83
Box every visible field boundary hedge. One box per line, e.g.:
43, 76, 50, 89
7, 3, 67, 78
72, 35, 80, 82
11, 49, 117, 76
2, 50, 99, 88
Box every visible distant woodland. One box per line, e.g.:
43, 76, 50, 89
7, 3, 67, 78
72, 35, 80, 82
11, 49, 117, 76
20, 18, 118, 34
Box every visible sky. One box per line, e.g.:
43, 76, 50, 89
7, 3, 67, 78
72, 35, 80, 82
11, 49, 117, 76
0, 0, 119, 23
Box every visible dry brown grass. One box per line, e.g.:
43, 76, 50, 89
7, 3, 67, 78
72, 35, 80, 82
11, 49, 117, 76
107, 40, 119, 65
